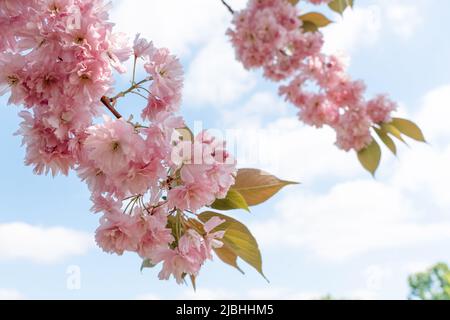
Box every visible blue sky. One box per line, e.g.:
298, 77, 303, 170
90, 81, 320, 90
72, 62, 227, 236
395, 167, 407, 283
1, 0, 450, 300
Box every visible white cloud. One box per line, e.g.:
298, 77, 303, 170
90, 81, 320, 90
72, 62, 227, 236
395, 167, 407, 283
323, 1, 424, 54
403, 261, 432, 275
323, 6, 382, 54
111, 0, 231, 56
0, 223, 94, 263
220, 91, 289, 128
363, 265, 393, 292
250, 82, 450, 261
416, 84, 450, 144
203, 81, 362, 181
0, 288, 24, 300
386, 3, 422, 39
226, 115, 360, 183
252, 179, 450, 260
184, 35, 257, 107
111, 0, 257, 107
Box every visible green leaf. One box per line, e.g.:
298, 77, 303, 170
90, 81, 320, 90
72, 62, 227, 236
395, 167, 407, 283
140, 259, 156, 272
374, 127, 397, 155
299, 12, 333, 32
198, 211, 266, 280
211, 189, 250, 212
381, 123, 407, 144
328, 0, 354, 15
391, 118, 426, 142
357, 139, 381, 176
231, 168, 298, 207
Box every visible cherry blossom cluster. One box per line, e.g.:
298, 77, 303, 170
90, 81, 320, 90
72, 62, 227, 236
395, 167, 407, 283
87, 107, 236, 284
1, 0, 131, 175
1, 0, 237, 284
227, 0, 397, 152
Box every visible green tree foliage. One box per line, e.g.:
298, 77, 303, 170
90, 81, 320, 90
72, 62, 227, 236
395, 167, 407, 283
408, 263, 450, 300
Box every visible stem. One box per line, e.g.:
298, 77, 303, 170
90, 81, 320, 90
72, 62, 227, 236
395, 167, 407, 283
220, 0, 234, 14
131, 56, 137, 84
123, 195, 140, 214
131, 91, 148, 100
112, 78, 150, 101
137, 86, 151, 95
100, 78, 151, 118
101, 96, 122, 119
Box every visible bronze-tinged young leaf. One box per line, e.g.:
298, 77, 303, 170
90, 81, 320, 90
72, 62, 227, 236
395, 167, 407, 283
167, 215, 178, 240
374, 127, 397, 155
288, 0, 300, 5
299, 12, 333, 32
357, 139, 381, 176
301, 21, 319, 32
190, 275, 197, 291
140, 259, 156, 272
381, 123, 407, 144
328, 0, 354, 15
213, 245, 244, 274
231, 168, 298, 207
187, 218, 206, 235
176, 126, 194, 142
211, 189, 250, 212
391, 118, 426, 142
198, 211, 266, 280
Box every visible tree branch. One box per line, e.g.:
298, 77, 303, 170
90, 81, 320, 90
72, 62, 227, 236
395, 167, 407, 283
100, 78, 151, 120
220, 0, 234, 15
101, 96, 122, 119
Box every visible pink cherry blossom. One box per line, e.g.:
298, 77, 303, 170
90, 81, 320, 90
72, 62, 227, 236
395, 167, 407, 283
167, 131, 236, 212
84, 117, 145, 175
366, 95, 397, 124
106, 32, 133, 74
150, 217, 225, 283
133, 33, 154, 58
95, 211, 145, 255
16, 111, 78, 176
0, 0, 134, 178
136, 205, 174, 259
2, 0, 244, 286
0, 53, 26, 105
335, 107, 373, 152
142, 47, 184, 120
79, 116, 172, 198
230, 0, 399, 152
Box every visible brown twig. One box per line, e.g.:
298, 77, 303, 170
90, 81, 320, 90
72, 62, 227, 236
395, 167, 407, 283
101, 96, 122, 119
100, 78, 151, 119
220, 0, 234, 14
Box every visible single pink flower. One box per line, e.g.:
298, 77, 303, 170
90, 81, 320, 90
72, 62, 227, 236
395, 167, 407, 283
133, 33, 154, 58
95, 211, 145, 255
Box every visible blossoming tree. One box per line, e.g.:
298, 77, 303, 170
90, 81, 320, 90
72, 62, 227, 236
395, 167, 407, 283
0, 0, 425, 287
225, 0, 426, 175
